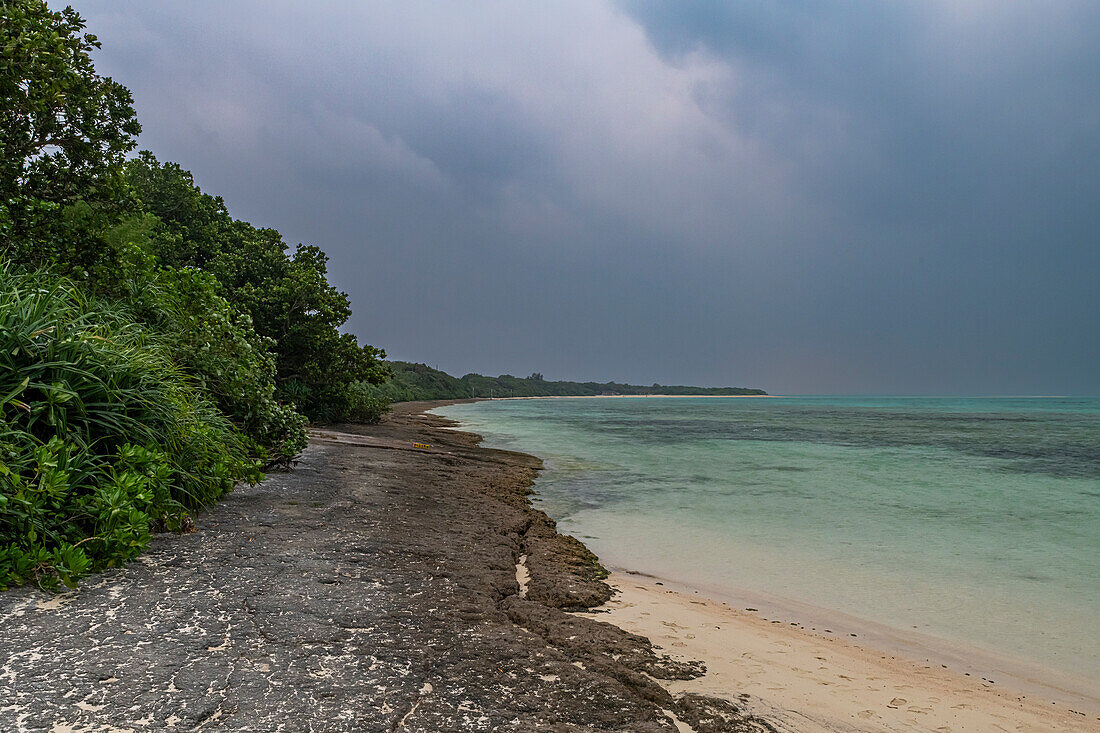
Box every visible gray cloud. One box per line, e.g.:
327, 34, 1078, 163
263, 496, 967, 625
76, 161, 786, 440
68, 0, 1099, 394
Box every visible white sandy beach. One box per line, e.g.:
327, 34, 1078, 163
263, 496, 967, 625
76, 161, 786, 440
599, 571, 1100, 732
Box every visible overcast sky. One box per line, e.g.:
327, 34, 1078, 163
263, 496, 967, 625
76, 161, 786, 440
71, 1, 1099, 394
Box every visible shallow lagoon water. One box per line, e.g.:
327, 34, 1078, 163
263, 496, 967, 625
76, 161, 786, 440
435, 396, 1100, 684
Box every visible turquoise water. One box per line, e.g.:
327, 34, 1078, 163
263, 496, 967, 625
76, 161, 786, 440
435, 396, 1100, 682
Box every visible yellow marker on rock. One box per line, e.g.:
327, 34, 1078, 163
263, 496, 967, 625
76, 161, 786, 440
412, 442, 430, 450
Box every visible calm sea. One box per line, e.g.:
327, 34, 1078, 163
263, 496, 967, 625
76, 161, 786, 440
434, 396, 1100, 683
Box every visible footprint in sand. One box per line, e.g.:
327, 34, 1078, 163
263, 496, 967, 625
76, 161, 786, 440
887, 697, 907, 709
857, 710, 877, 719
908, 706, 933, 714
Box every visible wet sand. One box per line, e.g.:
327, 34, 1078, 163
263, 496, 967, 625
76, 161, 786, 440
4, 399, 1095, 731
0, 400, 769, 732
599, 572, 1099, 731
434, 399, 1100, 730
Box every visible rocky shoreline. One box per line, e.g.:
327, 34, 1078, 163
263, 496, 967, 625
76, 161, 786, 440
0, 400, 772, 732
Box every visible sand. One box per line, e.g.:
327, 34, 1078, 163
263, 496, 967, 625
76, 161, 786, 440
599, 571, 1100, 732
0, 408, 775, 732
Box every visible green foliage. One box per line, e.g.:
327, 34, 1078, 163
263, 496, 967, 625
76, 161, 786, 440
368, 362, 472, 402
0, 0, 140, 266
368, 362, 767, 402
116, 154, 229, 270
102, 238, 309, 464
140, 267, 308, 464
0, 268, 260, 589
344, 381, 390, 424
0, 2, 389, 590
122, 154, 390, 422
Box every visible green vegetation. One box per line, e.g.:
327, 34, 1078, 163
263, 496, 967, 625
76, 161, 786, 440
370, 362, 766, 402
0, 0, 386, 589
371, 362, 470, 402
121, 154, 389, 423
0, 0, 763, 589
0, 269, 259, 589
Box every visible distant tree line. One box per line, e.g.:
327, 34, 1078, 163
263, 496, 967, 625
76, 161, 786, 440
0, 0, 764, 591
369, 362, 766, 402
0, 1, 387, 589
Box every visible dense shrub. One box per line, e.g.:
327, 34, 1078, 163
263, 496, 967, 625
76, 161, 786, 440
345, 381, 390, 424
98, 237, 309, 464
0, 269, 260, 589
0, 1, 389, 590
122, 154, 390, 422
142, 269, 307, 463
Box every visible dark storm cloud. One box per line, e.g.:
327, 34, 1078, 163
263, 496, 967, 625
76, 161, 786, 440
68, 1, 1099, 393
622, 1, 1100, 237
615, 0, 1100, 393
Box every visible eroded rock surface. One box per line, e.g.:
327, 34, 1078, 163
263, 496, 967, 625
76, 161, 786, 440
0, 403, 771, 732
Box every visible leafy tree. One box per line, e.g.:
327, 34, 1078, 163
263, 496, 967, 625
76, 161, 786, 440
118, 153, 230, 269
0, 1, 391, 591
0, 0, 141, 265
123, 154, 390, 421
